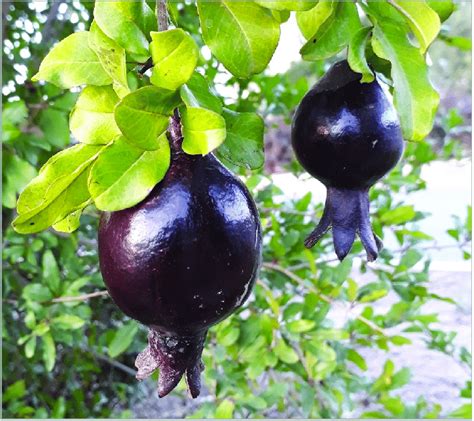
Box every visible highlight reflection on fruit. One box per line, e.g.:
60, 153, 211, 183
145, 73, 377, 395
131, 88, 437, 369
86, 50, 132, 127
98, 118, 262, 398
291, 60, 405, 261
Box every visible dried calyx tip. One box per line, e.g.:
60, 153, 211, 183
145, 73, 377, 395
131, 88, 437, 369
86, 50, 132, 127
305, 187, 383, 262
135, 328, 207, 399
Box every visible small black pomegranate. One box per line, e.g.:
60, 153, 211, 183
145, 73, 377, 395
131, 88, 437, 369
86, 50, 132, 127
98, 120, 262, 398
291, 60, 404, 261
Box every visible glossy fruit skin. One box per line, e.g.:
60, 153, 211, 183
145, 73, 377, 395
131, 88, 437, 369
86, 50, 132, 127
291, 60, 404, 190
98, 153, 262, 336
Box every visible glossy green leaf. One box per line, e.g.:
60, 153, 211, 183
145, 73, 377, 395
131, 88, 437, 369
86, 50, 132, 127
2, 154, 37, 209
180, 72, 222, 114
255, 1, 317, 11
181, 107, 226, 155
149, 29, 199, 91
2, 100, 28, 142
22, 284, 52, 302
88, 135, 170, 211
38, 108, 70, 148
108, 322, 139, 358
426, 0, 454, 22
3, 380, 26, 402
42, 250, 60, 294
215, 399, 235, 419
287, 319, 316, 333
271, 9, 291, 23
32, 32, 112, 89
448, 403, 472, 419
296, 1, 334, 40
198, 0, 280, 78
372, 20, 439, 141
389, 0, 440, 53
347, 348, 367, 371
93, 0, 156, 61
25, 336, 36, 358
52, 314, 85, 330
114, 86, 180, 150
217, 109, 264, 169
300, 2, 362, 61
89, 21, 129, 98
42, 332, 56, 372
13, 144, 104, 234
52, 208, 85, 234
348, 26, 375, 83
274, 339, 299, 364
70, 86, 121, 145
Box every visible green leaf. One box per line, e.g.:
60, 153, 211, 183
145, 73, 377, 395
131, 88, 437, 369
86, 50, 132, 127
448, 403, 472, 419
52, 208, 85, 233
347, 278, 358, 302
2, 100, 28, 142
255, 1, 317, 11
42, 250, 61, 294
181, 107, 226, 155
426, 0, 454, 22
70, 86, 121, 145
215, 399, 235, 419
25, 336, 36, 358
347, 348, 367, 371
398, 249, 423, 269
114, 86, 180, 150
217, 109, 264, 170
296, 1, 334, 40
89, 21, 129, 98
38, 108, 70, 149
93, 0, 156, 61
371, 20, 439, 141
380, 205, 416, 225
32, 32, 112, 89
108, 322, 139, 358
287, 319, 316, 333
274, 339, 299, 364
42, 332, 56, 372
348, 27, 375, 83
88, 135, 170, 211
2, 154, 37, 209
52, 314, 85, 330
271, 9, 290, 23
390, 335, 412, 346
359, 289, 388, 303
198, 0, 280, 78
22, 284, 52, 302
150, 29, 199, 91
13, 144, 103, 234
388, 0, 440, 53
300, 2, 361, 61
3, 380, 26, 402
180, 72, 223, 114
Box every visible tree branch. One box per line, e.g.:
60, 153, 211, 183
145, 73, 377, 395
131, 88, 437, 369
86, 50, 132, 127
51, 290, 109, 303
262, 262, 387, 336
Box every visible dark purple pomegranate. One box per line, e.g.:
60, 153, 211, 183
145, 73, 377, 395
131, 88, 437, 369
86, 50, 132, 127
98, 121, 262, 398
291, 60, 404, 261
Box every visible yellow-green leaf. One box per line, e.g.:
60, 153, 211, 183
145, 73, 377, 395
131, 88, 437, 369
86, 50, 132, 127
88, 135, 170, 211
296, 1, 334, 40
371, 20, 439, 141
32, 32, 112, 89
89, 21, 129, 98
114, 86, 181, 150
150, 29, 198, 91
348, 26, 375, 83
389, 0, 440, 53
198, 0, 280, 78
70, 85, 121, 145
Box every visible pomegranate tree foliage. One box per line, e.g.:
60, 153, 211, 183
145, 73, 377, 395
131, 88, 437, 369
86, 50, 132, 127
2, 0, 471, 418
